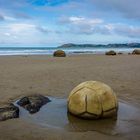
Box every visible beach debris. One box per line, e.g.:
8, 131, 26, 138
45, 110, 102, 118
132, 49, 140, 55
68, 81, 118, 119
17, 95, 51, 114
53, 50, 66, 57
0, 103, 19, 121
105, 50, 116, 55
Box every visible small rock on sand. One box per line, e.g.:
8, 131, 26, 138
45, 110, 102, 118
0, 103, 19, 121
17, 95, 51, 114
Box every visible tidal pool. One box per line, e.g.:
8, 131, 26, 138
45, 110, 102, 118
15, 97, 140, 137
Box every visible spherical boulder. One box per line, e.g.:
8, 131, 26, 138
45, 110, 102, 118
132, 49, 140, 55
105, 50, 116, 55
53, 50, 66, 57
68, 81, 118, 119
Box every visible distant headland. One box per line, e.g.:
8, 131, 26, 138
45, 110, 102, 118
58, 43, 140, 48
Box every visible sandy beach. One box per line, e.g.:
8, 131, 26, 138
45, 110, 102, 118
0, 54, 140, 140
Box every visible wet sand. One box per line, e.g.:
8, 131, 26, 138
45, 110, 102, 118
0, 54, 140, 140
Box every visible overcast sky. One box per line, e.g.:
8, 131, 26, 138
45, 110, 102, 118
0, 0, 140, 47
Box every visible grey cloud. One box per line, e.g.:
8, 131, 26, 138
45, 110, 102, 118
69, 23, 140, 38
45, 0, 140, 21
88, 0, 140, 20
58, 16, 70, 24
54, 30, 62, 34
68, 26, 94, 35
14, 12, 31, 19
36, 26, 63, 34
0, 0, 33, 22
93, 26, 111, 35
59, 16, 110, 35
36, 26, 50, 33
67, 25, 110, 35
59, 16, 103, 26
0, 14, 4, 21
59, 16, 140, 38
0, 0, 28, 8
113, 24, 140, 38
1, 0, 140, 21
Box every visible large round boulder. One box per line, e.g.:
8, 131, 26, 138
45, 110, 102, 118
132, 49, 140, 55
105, 50, 116, 55
53, 50, 66, 57
68, 81, 118, 119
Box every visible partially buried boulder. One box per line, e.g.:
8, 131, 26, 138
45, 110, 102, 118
17, 95, 51, 114
0, 103, 19, 121
132, 49, 140, 55
68, 81, 118, 119
105, 50, 116, 55
53, 50, 66, 57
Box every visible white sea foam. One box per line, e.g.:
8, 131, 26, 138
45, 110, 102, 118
0, 47, 138, 55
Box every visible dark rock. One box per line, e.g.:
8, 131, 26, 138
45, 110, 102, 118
17, 97, 30, 106
0, 103, 19, 121
105, 50, 116, 55
132, 49, 140, 55
17, 95, 51, 114
53, 50, 66, 57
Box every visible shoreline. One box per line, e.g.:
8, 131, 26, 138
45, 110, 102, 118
0, 51, 135, 56
0, 52, 137, 57
0, 47, 139, 56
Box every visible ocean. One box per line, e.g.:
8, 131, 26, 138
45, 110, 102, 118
0, 46, 139, 56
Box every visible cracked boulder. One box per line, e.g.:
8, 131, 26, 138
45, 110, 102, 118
17, 95, 51, 114
0, 103, 19, 121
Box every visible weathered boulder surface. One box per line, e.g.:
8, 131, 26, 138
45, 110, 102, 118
68, 81, 118, 119
105, 50, 116, 55
17, 95, 51, 114
53, 50, 66, 57
132, 49, 140, 55
0, 103, 19, 121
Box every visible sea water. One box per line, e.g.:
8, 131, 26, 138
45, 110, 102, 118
0, 46, 139, 55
